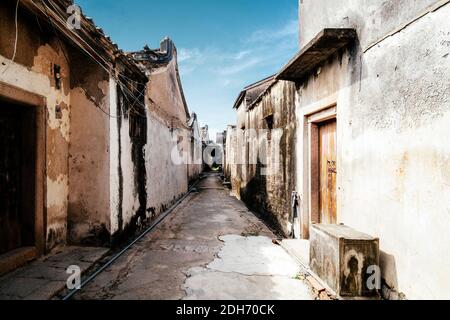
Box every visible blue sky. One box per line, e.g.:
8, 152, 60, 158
76, 0, 299, 136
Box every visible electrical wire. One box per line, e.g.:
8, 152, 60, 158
1, 0, 20, 75
16, 0, 179, 123
43, 0, 165, 120
43, 1, 159, 115
41, 0, 120, 118
44, 0, 144, 120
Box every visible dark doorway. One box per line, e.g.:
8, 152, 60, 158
0, 102, 36, 255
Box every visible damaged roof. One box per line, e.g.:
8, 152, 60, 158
233, 75, 276, 110
20, 0, 146, 80
129, 38, 191, 120
129, 37, 175, 66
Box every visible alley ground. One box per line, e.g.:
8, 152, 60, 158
71, 173, 313, 300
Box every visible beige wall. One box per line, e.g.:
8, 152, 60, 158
147, 54, 188, 128
68, 50, 111, 246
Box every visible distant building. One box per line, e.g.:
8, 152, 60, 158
200, 125, 211, 144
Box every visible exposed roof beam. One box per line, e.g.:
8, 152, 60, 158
276, 28, 357, 81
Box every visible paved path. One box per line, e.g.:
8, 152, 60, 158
74, 174, 313, 300
0, 246, 108, 300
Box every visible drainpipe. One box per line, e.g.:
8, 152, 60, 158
291, 191, 299, 239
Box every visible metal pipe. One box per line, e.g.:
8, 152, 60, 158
291, 191, 299, 239
62, 181, 200, 301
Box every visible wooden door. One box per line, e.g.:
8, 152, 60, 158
0, 103, 36, 255
319, 120, 337, 224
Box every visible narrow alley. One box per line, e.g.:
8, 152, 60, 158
71, 174, 313, 300
1, 0, 449, 305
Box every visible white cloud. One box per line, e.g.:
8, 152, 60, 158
245, 20, 298, 44
233, 50, 252, 60
178, 19, 298, 79
178, 48, 202, 63
216, 57, 263, 76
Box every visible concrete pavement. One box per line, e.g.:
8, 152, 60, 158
72, 173, 313, 300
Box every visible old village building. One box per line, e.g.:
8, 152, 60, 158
226, 0, 450, 299
0, 0, 201, 276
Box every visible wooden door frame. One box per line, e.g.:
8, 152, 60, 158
0, 82, 46, 262
299, 100, 337, 239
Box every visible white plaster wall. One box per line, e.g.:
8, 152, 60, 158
145, 113, 188, 216
295, 4, 450, 299
299, 0, 439, 49
120, 113, 141, 229
109, 78, 120, 235
342, 7, 450, 299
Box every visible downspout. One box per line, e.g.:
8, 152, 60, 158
291, 191, 299, 239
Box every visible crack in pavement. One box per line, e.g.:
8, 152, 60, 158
72, 174, 312, 300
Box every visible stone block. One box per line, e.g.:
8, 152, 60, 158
0, 247, 37, 277
310, 224, 379, 297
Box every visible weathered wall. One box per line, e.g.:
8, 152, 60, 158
224, 125, 236, 182
230, 103, 246, 199
0, 3, 70, 251
188, 117, 203, 184
299, 0, 438, 49
144, 52, 190, 222
145, 114, 189, 219
231, 81, 297, 235
297, 0, 450, 299
109, 77, 148, 245
68, 49, 111, 246
147, 56, 188, 129
0, 2, 195, 258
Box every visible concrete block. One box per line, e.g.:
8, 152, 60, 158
310, 224, 379, 297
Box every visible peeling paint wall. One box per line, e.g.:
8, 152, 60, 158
108, 75, 148, 245
68, 49, 111, 246
0, 2, 71, 251
0, 2, 196, 261
298, 0, 450, 299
